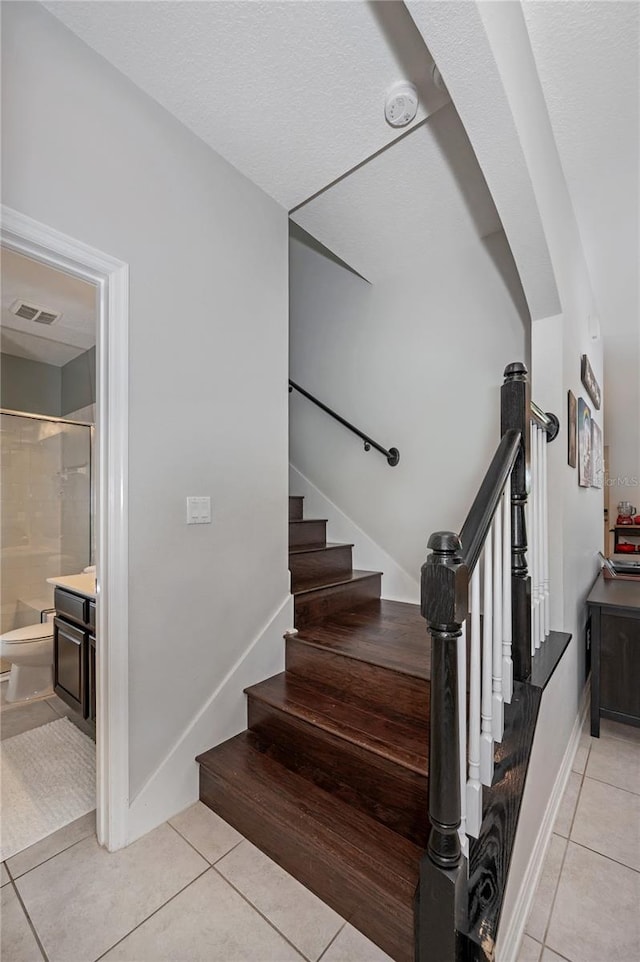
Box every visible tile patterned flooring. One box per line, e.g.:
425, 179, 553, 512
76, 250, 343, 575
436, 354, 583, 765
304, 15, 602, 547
518, 717, 640, 962
2, 691, 638, 962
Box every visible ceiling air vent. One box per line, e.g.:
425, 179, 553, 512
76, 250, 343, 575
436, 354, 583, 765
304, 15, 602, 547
9, 300, 62, 325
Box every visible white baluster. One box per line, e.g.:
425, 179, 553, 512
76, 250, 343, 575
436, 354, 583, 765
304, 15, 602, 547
458, 619, 468, 856
532, 422, 540, 651
492, 514, 504, 742
502, 477, 513, 703
466, 565, 482, 837
538, 426, 546, 645
543, 428, 550, 638
480, 536, 494, 786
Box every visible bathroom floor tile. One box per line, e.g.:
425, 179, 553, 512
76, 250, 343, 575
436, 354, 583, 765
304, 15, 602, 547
546, 841, 640, 962
1, 883, 45, 962
517, 935, 542, 962
553, 772, 581, 838
586, 733, 640, 794
45, 694, 74, 719
7, 810, 96, 879
319, 924, 393, 962
540, 949, 566, 962
101, 868, 304, 961
217, 839, 344, 961
570, 777, 640, 870
1, 862, 10, 887
0, 699, 58, 740
525, 834, 567, 943
16, 823, 208, 962
168, 801, 243, 864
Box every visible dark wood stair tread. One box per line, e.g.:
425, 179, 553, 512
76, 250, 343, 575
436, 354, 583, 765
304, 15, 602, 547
292, 569, 382, 596
197, 731, 422, 900
289, 541, 354, 555
246, 672, 428, 773
293, 599, 431, 680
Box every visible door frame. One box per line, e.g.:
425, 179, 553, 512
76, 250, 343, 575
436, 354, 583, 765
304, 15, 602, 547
1, 205, 130, 850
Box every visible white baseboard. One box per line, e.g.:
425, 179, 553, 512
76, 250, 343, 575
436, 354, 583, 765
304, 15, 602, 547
126, 594, 294, 844
496, 689, 589, 962
289, 464, 420, 603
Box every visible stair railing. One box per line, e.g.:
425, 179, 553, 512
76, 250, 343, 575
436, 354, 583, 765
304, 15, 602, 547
418, 362, 558, 962
288, 379, 400, 466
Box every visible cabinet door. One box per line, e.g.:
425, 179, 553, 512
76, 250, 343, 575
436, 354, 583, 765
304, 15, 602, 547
54, 618, 86, 716
89, 635, 96, 723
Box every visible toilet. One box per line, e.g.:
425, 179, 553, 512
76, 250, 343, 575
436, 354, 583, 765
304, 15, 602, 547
0, 622, 54, 703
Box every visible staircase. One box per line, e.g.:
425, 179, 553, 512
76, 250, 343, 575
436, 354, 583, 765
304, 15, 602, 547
197, 496, 431, 962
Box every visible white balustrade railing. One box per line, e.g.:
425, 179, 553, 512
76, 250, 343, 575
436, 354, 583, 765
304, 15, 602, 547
459, 419, 550, 843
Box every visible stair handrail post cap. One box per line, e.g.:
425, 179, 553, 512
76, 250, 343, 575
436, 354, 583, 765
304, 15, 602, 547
503, 361, 528, 381
421, 531, 469, 627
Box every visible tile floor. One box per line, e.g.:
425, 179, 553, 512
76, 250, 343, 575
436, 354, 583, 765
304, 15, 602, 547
518, 716, 640, 962
0, 685, 92, 741
2, 692, 638, 962
1, 801, 392, 962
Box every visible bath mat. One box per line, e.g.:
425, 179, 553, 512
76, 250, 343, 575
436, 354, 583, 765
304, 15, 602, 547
1, 717, 95, 861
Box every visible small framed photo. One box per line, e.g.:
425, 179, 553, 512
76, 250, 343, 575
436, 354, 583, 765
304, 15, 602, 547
568, 390, 577, 468
578, 397, 592, 487
591, 420, 603, 489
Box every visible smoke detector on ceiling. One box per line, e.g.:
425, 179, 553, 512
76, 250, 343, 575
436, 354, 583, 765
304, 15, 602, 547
9, 299, 62, 325
384, 82, 418, 128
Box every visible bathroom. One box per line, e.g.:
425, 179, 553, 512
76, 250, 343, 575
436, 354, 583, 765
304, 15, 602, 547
1, 246, 98, 862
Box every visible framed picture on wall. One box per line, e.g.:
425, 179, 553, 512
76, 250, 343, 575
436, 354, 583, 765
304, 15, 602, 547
578, 396, 592, 487
591, 421, 603, 489
568, 390, 577, 468
581, 355, 601, 410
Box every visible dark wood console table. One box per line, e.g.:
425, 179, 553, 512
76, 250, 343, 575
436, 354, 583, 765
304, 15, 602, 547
588, 572, 640, 737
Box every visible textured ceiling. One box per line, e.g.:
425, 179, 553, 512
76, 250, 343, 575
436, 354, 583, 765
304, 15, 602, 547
292, 102, 502, 281
524, 0, 639, 343
1, 248, 96, 366
45, 0, 449, 209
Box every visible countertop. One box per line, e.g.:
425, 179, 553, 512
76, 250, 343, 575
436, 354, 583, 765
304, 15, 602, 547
587, 571, 640, 611
47, 573, 97, 600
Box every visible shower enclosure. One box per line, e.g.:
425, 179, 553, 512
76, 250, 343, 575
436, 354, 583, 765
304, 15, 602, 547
0, 411, 93, 647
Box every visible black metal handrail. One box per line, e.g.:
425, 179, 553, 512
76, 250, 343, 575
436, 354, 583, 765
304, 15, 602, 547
288, 379, 400, 466
458, 429, 521, 574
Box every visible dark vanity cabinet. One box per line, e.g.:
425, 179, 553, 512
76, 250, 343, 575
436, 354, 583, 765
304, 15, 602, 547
54, 587, 96, 727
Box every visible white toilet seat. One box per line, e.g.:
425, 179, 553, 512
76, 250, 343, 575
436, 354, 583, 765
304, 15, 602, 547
0, 622, 54, 645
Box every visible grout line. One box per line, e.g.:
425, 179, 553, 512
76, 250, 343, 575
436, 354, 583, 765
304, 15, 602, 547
10, 878, 50, 962
165, 819, 245, 866
582, 771, 640, 798
93, 866, 212, 962
316, 921, 348, 961
566, 837, 640, 875
211, 863, 310, 961
8, 825, 96, 882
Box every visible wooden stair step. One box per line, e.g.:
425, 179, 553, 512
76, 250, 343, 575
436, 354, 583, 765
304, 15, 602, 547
293, 570, 381, 628
289, 518, 327, 548
246, 672, 428, 774
197, 731, 420, 962
288, 495, 304, 521
287, 599, 431, 722
289, 542, 353, 589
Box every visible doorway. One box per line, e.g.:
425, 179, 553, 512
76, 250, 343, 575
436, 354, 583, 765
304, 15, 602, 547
1, 206, 129, 851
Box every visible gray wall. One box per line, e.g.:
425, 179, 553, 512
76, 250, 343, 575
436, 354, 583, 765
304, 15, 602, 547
61, 346, 96, 416
2, 1, 289, 830
0, 353, 61, 416
1, 347, 96, 418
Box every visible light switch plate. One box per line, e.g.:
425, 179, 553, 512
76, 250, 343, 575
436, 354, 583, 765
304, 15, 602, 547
186, 496, 211, 524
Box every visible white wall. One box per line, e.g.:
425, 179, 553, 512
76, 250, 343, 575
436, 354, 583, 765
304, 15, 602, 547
1, 2, 290, 828
471, 5, 604, 955
289, 228, 527, 585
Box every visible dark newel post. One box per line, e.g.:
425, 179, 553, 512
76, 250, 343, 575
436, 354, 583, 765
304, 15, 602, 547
418, 532, 469, 962
501, 362, 531, 681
